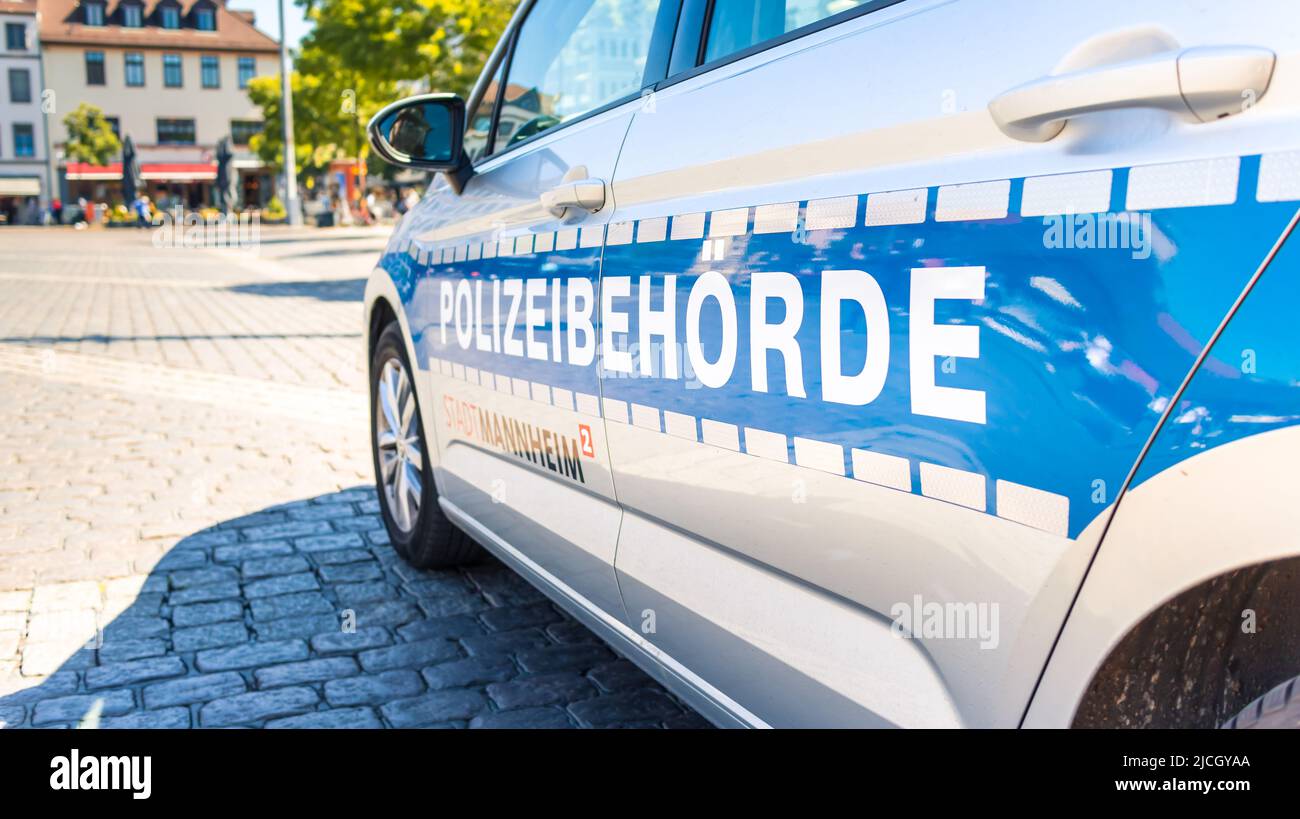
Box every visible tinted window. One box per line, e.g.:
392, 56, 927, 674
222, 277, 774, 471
85, 51, 105, 85
157, 118, 195, 144
201, 55, 220, 88
237, 56, 255, 88
493, 0, 661, 153
14, 123, 33, 157
5, 22, 25, 50
703, 0, 870, 64
9, 68, 30, 103
123, 4, 142, 27
125, 52, 144, 87
163, 54, 183, 88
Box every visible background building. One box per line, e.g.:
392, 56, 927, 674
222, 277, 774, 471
39, 0, 279, 208
0, 0, 49, 223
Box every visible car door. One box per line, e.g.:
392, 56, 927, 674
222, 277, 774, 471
599, 0, 1300, 726
401, 0, 675, 620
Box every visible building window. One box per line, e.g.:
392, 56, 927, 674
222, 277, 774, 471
157, 118, 195, 144
85, 51, 105, 85
196, 8, 215, 31
13, 124, 34, 157
163, 54, 182, 88
5, 22, 25, 50
201, 55, 220, 88
8, 68, 31, 104
105, 116, 120, 138
122, 3, 142, 27
84, 2, 105, 26
230, 119, 262, 145
125, 52, 144, 87
161, 5, 180, 29
237, 56, 255, 89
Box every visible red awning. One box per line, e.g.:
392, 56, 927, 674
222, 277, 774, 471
64, 162, 218, 182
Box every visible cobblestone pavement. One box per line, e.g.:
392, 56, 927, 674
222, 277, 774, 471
0, 228, 707, 729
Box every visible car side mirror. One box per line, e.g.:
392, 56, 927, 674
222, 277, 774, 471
368, 94, 466, 172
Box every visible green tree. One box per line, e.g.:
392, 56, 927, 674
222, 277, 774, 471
62, 103, 122, 166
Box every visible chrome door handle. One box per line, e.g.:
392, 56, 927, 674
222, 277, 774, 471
541, 178, 606, 219
988, 46, 1275, 142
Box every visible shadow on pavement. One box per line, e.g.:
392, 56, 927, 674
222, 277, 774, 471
225, 279, 367, 302
0, 487, 704, 729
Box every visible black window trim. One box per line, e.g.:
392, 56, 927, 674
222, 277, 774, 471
470, 0, 685, 170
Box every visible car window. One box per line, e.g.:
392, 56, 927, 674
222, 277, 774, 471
464, 59, 505, 163
702, 0, 870, 64
492, 0, 662, 154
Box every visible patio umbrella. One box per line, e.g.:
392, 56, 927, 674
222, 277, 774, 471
121, 135, 142, 204
214, 136, 237, 212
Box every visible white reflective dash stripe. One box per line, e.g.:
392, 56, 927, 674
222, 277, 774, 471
416, 249, 429, 265
479, 370, 495, 390
630, 403, 661, 431
1127, 157, 1238, 210
482, 241, 498, 259
851, 449, 912, 491
512, 378, 531, 399
579, 226, 604, 248
438, 359, 451, 376
454, 245, 468, 262
996, 480, 1069, 536
551, 386, 574, 412
464, 366, 479, 384
555, 228, 578, 251
516, 234, 535, 255
534, 232, 555, 253
663, 410, 697, 440
406, 242, 416, 258
793, 437, 845, 476
468, 242, 482, 261
530, 381, 550, 404
753, 201, 799, 234
495, 374, 512, 394
805, 195, 857, 230
936, 180, 1010, 222
701, 419, 739, 451
1257, 151, 1300, 202
606, 221, 634, 245
451, 363, 465, 381
864, 188, 927, 226
1020, 170, 1112, 216
670, 212, 705, 240
575, 392, 601, 417
919, 463, 986, 511
636, 217, 668, 243
744, 427, 789, 462
709, 207, 749, 237
603, 397, 629, 424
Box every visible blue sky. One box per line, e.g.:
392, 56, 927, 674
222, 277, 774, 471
230, 0, 312, 50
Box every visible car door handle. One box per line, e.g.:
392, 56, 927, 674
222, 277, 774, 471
540, 178, 606, 219
988, 45, 1275, 142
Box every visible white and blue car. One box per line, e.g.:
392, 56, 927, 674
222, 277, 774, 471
363, 0, 1300, 728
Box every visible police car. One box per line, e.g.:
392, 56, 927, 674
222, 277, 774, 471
362, 0, 1300, 728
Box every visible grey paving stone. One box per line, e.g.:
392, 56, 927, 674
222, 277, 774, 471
588, 660, 655, 693
174, 530, 239, 549
418, 595, 492, 619
350, 600, 421, 629
144, 671, 247, 708
102, 616, 169, 641
242, 555, 311, 579
100, 707, 192, 729
515, 644, 615, 675
546, 620, 602, 645
395, 614, 484, 642
359, 638, 460, 673
318, 562, 383, 584
333, 580, 398, 605
0, 704, 26, 727
402, 575, 470, 597
85, 656, 186, 689
213, 540, 294, 564
309, 626, 391, 656
480, 603, 563, 633
323, 669, 424, 706
310, 547, 374, 565
169, 581, 241, 605
153, 551, 208, 571
487, 673, 596, 711
172, 621, 250, 653
380, 689, 487, 727
254, 656, 359, 688
250, 591, 333, 621
243, 572, 320, 599
286, 503, 357, 522
168, 566, 239, 590
330, 517, 383, 534
199, 686, 320, 727
460, 628, 551, 658
195, 639, 308, 672
0, 671, 79, 704
241, 520, 334, 542
267, 706, 383, 728
252, 614, 339, 641
294, 532, 364, 552
470, 707, 573, 729
172, 599, 243, 628
33, 690, 136, 725
568, 691, 682, 728
421, 657, 515, 691
97, 637, 167, 663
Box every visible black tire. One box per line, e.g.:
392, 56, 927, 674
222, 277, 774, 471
370, 320, 481, 569
1222, 674, 1300, 728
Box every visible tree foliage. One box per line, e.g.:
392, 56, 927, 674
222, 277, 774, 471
250, 0, 514, 178
62, 103, 122, 167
